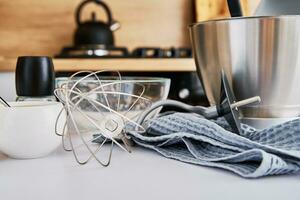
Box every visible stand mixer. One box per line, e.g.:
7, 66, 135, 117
190, 0, 300, 128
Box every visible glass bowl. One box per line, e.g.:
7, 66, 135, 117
55, 76, 171, 132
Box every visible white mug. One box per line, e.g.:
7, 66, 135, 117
0, 101, 65, 159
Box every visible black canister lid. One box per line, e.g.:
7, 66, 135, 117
15, 56, 55, 97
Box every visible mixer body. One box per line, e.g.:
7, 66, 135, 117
190, 16, 300, 118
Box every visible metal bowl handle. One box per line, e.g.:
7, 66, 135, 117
76, 0, 114, 26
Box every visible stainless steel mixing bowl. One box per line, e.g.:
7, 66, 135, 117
190, 15, 300, 118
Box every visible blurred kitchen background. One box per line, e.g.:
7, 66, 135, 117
0, 0, 260, 104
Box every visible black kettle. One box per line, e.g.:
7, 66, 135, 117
74, 0, 120, 46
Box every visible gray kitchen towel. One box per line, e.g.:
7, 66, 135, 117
126, 113, 300, 178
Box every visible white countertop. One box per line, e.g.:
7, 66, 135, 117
0, 146, 299, 200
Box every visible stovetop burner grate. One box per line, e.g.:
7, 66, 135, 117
56, 46, 192, 58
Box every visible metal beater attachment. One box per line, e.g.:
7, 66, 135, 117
55, 71, 151, 166
138, 70, 261, 134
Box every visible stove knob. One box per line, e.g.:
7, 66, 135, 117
179, 88, 190, 100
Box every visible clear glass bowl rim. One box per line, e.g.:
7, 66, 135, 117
56, 76, 171, 84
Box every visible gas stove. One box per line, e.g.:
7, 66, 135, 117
55, 46, 192, 58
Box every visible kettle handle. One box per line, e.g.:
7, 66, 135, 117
227, 0, 243, 17
76, 0, 114, 26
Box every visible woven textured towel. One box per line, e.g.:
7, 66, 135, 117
127, 113, 300, 178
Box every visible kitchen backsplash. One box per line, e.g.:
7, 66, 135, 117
0, 0, 193, 57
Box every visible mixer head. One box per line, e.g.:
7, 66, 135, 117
218, 70, 242, 134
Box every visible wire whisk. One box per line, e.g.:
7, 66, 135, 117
55, 71, 151, 166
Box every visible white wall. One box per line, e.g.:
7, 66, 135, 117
0, 72, 17, 101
